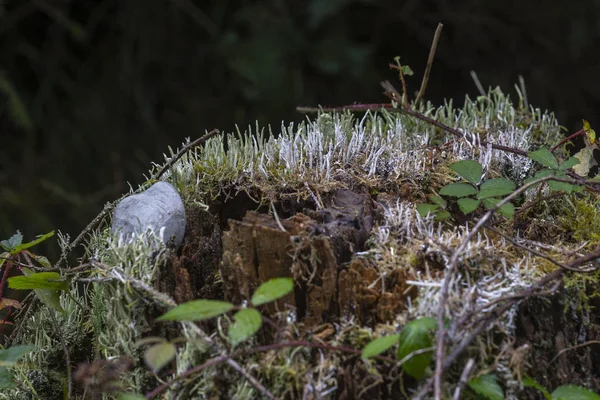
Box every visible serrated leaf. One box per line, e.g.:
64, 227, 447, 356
362, 334, 400, 359
573, 147, 597, 176
468, 374, 504, 400
157, 300, 234, 321
397, 317, 436, 379
8, 271, 69, 291
251, 277, 294, 306
0, 232, 23, 252
428, 195, 447, 208
552, 385, 600, 400
229, 308, 263, 346
450, 160, 483, 184
0, 298, 21, 311
559, 156, 580, 171
19, 268, 65, 313
522, 376, 551, 400
144, 342, 176, 372
416, 203, 439, 218
0, 345, 34, 367
477, 178, 516, 199
440, 183, 477, 198
547, 171, 577, 193
529, 148, 558, 169
401, 65, 414, 76
10, 231, 54, 254
457, 198, 480, 214
434, 210, 451, 221
482, 198, 515, 218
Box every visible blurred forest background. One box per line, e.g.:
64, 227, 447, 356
1, 0, 599, 260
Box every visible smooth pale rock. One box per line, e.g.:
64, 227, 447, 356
111, 182, 186, 247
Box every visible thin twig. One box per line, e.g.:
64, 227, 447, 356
470, 71, 486, 97
452, 358, 474, 400
226, 358, 278, 400
154, 129, 220, 179
415, 23, 443, 107
549, 340, 600, 365
518, 75, 528, 108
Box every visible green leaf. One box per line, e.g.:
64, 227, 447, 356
551, 385, 600, 400
439, 183, 477, 198
397, 317, 436, 379
144, 342, 176, 372
482, 198, 515, 218
0, 345, 34, 367
477, 178, 516, 199
20, 267, 65, 313
584, 119, 596, 144
450, 160, 483, 184
428, 195, 447, 209
468, 374, 504, 400
157, 300, 234, 321
229, 308, 263, 346
401, 65, 414, 76
457, 198, 480, 214
416, 203, 439, 218
522, 376, 551, 400
529, 148, 559, 169
10, 231, 54, 254
547, 171, 577, 193
8, 271, 69, 291
0, 232, 23, 252
251, 277, 294, 306
434, 210, 451, 221
361, 334, 400, 359
559, 157, 580, 171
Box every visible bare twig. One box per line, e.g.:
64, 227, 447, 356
154, 129, 221, 180
452, 358, 475, 400
225, 359, 278, 400
470, 71, 486, 97
549, 340, 600, 365
415, 23, 443, 107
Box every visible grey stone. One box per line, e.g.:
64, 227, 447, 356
111, 182, 186, 248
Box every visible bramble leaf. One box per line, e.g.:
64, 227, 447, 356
477, 178, 515, 199
482, 198, 515, 218
440, 183, 477, 198
551, 385, 600, 400
251, 278, 294, 306
397, 317, 436, 379
144, 342, 176, 372
529, 148, 558, 169
450, 160, 483, 184
559, 156, 580, 171
416, 203, 439, 218
468, 374, 504, 400
362, 334, 400, 359
229, 308, 263, 346
522, 376, 551, 400
428, 195, 447, 209
457, 198, 480, 214
157, 300, 234, 321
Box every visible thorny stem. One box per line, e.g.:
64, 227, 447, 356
550, 128, 584, 152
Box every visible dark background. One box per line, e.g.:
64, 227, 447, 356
1, 0, 599, 259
